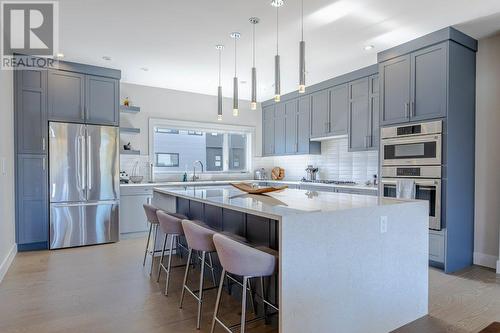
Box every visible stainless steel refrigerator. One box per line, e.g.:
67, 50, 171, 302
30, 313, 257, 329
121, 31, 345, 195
49, 122, 119, 249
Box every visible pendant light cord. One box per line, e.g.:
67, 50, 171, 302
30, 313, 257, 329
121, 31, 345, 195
218, 49, 221, 86
253, 23, 256, 67
276, 6, 279, 55
301, 0, 304, 41
234, 37, 237, 76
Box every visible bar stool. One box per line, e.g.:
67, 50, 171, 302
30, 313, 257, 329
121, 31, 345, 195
142, 203, 161, 276
156, 210, 189, 296
179, 220, 220, 329
211, 233, 279, 333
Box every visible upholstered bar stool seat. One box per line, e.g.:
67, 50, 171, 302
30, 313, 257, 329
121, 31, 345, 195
211, 234, 279, 333
142, 204, 162, 275
179, 220, 219, 330
156, 211, 190, 296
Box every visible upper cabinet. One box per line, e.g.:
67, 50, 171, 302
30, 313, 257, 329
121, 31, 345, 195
85, 75, 119, 125
329, 84, 348, 136
380, 42, 448, 126
49, 71, 119, 126
310, 90, 329, 138
262, 96, 320, 157
15, 69, 48, 155
48, 71, 85, 123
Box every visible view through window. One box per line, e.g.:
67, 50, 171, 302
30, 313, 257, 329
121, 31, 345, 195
152, 125, 251, 173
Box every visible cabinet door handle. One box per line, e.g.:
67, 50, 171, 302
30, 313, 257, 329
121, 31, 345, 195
42, 137, 46, 151
405, 102, 410, 118
42, 157, 46, 171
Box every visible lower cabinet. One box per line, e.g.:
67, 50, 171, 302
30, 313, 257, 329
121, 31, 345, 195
16, 154, 48, 247
429, 229, 445, 264
119, 187, 152, 234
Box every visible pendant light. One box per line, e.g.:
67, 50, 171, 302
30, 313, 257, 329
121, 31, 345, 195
215, 44, 224, 121
298, 0, 306, 93
249, 17, 260, 111
271, 0, 284, 102
230, 32, 241, 116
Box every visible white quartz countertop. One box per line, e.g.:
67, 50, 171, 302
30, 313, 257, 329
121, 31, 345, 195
154, 185, 401, 220
121, 179, 378, 192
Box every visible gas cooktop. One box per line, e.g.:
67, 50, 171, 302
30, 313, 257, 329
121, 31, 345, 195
300, 179, 357, 185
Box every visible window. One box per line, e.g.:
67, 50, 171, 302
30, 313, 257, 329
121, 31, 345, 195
155, 153, 179, 167
149, 119, 254, 174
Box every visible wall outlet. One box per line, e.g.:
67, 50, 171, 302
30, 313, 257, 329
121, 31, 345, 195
380, 216, 388, 234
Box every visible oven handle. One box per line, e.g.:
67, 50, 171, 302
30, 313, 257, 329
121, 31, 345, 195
381, 178, 441, 186
381, 133, 441, 145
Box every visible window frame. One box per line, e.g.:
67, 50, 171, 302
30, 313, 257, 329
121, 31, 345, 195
149, 118, 255, 175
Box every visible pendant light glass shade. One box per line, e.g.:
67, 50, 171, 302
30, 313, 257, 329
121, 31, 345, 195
215, 45, 224, 121
298, 0, 306, 93
249, 17, 259, 111
230, 32, 241, 116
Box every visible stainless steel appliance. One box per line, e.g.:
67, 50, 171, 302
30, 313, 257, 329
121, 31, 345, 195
254, 168, 268, 180
304, 165, 319, 181
49, 122, 119, 249
381, 166, 441, 230
381, 120, 442, 166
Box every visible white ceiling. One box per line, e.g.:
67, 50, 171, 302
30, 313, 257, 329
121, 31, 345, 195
58, 0, 500, 101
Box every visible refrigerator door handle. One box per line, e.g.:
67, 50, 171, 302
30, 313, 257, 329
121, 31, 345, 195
87, 134, 92, 190
77, 135, 86, 191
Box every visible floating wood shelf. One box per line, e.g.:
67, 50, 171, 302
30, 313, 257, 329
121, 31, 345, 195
120, 150, 141, 155
120, 105, 141, 113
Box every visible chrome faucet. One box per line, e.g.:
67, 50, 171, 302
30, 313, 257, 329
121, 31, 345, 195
192, 160, 204, 181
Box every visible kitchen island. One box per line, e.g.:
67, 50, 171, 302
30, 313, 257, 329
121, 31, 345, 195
153, 185, 428, 333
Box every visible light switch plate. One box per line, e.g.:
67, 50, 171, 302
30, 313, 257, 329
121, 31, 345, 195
380, 216, 388, 234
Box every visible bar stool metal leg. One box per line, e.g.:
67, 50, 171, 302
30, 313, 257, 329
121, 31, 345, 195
143, 223, 153, 266
196, 251, 206, 329
164, 234, 176, 296
210, 269, 226, 333
241, 276, 248, 333
179, 249, 193, 309
150, 224, 158, 276
157, 233, 168, 282
208, 252, 217, 286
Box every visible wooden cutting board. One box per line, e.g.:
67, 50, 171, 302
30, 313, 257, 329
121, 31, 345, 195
230, 182, 288, 195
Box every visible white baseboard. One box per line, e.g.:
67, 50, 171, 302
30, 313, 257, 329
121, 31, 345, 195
473, 252, 498, 269
0, 244, 17, 283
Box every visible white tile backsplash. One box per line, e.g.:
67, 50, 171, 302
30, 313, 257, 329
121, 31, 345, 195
253, 137, 379, 183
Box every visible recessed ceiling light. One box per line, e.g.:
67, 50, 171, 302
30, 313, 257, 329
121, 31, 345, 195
102, 56, 112, 61
271, 0, 284, 7
364, 45, 375, 51
140, 67, 149, 72
55, 53, 64, 59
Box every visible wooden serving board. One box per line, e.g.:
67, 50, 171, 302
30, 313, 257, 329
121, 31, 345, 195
230, 182, 288, 194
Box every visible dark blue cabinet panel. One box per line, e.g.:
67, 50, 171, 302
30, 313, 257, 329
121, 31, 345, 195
310, 90, 329, 138
410, 43, 448, 121
285, 100, 298, 154
348, 78, 370, 151
48, 70, 85, 122
380, 54, 411, 126
369, 75, 380, 150
329, 83, 348, 136
16, 154, 48, 245
262, 105, 275, 156
85, 75, 119, 126
15, 70, 47, 154
297, 96, 312, 154
273, 103, 286, 155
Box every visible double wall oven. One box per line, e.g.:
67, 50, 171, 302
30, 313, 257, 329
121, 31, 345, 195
380, 120, 442, 230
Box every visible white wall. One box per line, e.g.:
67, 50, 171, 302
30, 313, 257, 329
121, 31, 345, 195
0, 70, 17, 282
120, 82, 261, 181
474, 32, 500, 271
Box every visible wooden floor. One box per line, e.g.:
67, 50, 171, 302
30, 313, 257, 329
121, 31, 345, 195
0, 237, 499, 333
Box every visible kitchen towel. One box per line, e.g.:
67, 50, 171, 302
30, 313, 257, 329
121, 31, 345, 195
396, 179, 416, 199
